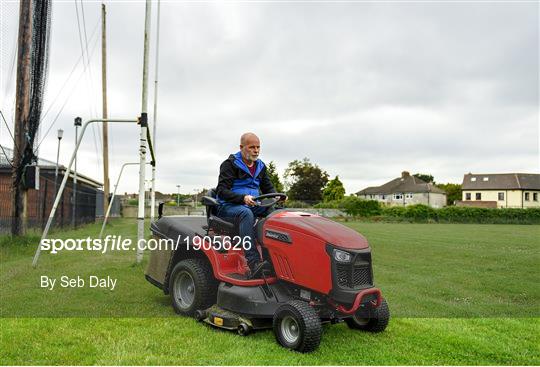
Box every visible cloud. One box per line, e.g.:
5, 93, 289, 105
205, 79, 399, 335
0, 1, 537, 196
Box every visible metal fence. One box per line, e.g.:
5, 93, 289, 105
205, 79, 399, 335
0, 171, 119, 234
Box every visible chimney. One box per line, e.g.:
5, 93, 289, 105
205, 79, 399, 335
401, 171, 410, 178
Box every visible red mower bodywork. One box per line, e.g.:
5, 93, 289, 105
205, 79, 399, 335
146, 207, 389, 353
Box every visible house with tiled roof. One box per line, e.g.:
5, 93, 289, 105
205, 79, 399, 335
356, 171, 447, 208
460, 173, 540, 208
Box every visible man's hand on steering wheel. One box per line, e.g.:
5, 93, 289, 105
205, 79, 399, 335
243, 195, 257, 206
253, 193, 288, 207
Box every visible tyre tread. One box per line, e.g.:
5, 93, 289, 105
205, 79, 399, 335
273, 300, 322, 353
169, 258, 218, 316
345, 298, 390, 332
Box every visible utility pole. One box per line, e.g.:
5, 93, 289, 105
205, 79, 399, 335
150, 0, 161, 221
101, 3, 110, 217
137, 0, 152, 263
11, 0, 32, 236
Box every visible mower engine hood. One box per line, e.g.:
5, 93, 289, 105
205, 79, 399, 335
263, 211, 369, 250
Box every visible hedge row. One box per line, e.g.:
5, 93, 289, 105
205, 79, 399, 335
382, 204, 540, 224
314, 197, 540, 224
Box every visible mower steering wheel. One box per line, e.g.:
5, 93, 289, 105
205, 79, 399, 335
254, 193, 287, 207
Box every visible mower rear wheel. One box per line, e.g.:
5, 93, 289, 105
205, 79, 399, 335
273, 300, 322, 353
345, 298, 390, 332
169, 258, 218, 317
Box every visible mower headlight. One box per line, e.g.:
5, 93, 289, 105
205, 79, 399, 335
333, 249, 352, 263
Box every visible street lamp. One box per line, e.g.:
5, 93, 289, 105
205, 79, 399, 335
176, 185, 181, 206
72, 117, 81, 228
54, 129, 64, 197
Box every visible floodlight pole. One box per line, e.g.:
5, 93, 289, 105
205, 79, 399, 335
32, 118, 137, 268
137, 0, 152, 263
99, 162, 150, 239
150, 0, 161, 221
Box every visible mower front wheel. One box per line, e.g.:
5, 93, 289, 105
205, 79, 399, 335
273, 300, 322, 353
345, 298, 390, 332
169, 258, 218, 317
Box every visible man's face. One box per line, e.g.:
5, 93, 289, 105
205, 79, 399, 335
240, 136, 260, 164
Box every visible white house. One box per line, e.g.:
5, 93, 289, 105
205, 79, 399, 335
356, 171, 447, 208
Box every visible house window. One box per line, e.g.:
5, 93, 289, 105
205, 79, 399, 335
498, 192, 504, 201
393, 193, 403, 200
465, 193, 471, 200
405, 193, 414, 199
483, 177, 489, 181
534, 193, 538, 202
525, 192, 530, 201
471, 177, 477, 182
381, 195, 386, 200
475, 193, 481, 200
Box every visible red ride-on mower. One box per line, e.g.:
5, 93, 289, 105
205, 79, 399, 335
145, 191, 389, 353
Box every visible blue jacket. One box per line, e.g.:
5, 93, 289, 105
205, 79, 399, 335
216, 152, 275, 205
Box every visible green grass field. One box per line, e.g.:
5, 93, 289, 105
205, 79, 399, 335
1, 219, 539, 365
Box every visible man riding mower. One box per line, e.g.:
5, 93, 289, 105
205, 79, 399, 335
145, 133, 390, 353
214, 132, 282, 278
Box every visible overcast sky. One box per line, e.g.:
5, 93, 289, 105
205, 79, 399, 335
1, 1, 538, 195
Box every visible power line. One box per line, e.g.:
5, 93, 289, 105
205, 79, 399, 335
79, 0, 97, 119
39, 19, 99, 125
79, 1, 102, 187
0, 110, 14, 142
74, 0, 93, 119
0, 144, 14, 168
36, 30, 100, 149
0, 109, 18, 166
91, 123, 101, 174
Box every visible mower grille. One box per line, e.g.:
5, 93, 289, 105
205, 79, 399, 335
336, 264, 373, 289
352, 266, 372, 287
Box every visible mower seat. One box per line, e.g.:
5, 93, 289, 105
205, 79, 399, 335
201, 188, 238, 237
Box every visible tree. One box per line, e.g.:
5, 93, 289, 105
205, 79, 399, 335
436, 183, 462, 206
284, 158, 329, 202
266, 161, 284, 193
414, 173, 435, 184
323, 175, 346, 202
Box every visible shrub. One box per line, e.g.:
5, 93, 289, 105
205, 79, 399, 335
381, 206, 407, 218
284, 200, 312, 208
341, 197, 381, 216
314, 199, 342, 209
405, 204, 437, 221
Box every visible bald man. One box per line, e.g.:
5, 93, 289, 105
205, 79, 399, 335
216, 133, 276, 279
